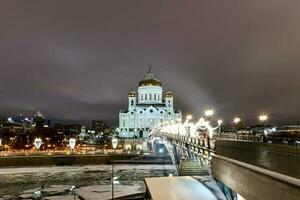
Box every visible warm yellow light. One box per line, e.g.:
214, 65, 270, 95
234, 117, 241, 124
259, 114, 268, 122
186, 115, 193, 120
205, 109, 214, 117
217, 119, 223, 125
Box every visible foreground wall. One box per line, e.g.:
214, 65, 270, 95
211, 155, 300, 200
215, 140, 300, 178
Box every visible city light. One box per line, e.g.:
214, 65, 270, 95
259, 114, 268, 122
112, 138, 118, 149
33, 138, 42, 150
205, 109, 214, 117
186, 115, 193, 120
217, 119, 223, 125
234, 117, 241, 124
69, 138, 76, 150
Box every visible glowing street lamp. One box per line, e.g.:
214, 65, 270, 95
217, 119, 223, 134
259, 114, 268, 137
33, 138, 42, 154
234, 117, 241, 124
205, 109, 214, 118
233, 117, 241, 133
69, 138, 76, 153
186, 115, 193, 121
111, 137, 118, 200
185, 115, 193, 138
259, 114, 268, 122
10, 136, 17, 152
112, 138, 118, 149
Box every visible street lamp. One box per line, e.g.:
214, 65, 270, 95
111, 137, 118, 200
33, 138, 42, 154
217, 119, 223, 134
259, 114, 268, 139
10, 137, 16, 152
205, 109, 214, 118
185, 115, 193, 138
233, 117, 241, 134
69, 138, 76, 154
186, 115, 193, 121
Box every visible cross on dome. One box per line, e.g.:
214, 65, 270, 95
138, 66, 162, 87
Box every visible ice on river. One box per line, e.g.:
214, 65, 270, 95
0, 164, 176, 199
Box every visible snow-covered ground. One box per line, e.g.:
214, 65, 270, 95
0, 164, 176, 199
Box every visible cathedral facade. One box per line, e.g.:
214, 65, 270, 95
118, 67, 182, 138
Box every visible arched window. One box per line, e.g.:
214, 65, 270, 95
131, 100, 134, 105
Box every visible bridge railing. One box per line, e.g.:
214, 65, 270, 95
214, 133, 261, 142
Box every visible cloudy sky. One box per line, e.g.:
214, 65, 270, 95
0, 1, 299, 126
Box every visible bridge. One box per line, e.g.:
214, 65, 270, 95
148, 116, 300, 200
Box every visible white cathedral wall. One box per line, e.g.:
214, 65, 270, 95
119, 106, 182, 138
138, 86, 163, 104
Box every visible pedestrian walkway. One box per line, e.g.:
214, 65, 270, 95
144, 176, 226, 200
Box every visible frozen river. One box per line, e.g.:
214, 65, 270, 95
0, 164, 176, 199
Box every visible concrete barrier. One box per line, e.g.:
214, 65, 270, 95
215, 140, 300, 178
211, 155, 300, 200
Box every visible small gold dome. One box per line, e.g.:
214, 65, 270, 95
165, 90, 174, 97
128, 90, 137, 97
138, 66, 162, 87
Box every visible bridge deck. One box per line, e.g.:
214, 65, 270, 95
145, 176, 225, 200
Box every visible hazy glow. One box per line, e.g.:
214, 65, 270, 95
204, 109, 214, 117
112, 138, 118, 149
259, 114, 268, 122
186, 115, 193, 120
69, 138, 76, 150
234, 117, 241, 124
33, 138, 42, 150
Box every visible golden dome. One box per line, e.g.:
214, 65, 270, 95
165, 90, 174, 97
128, 90, 136, 97
138, 66, 162, 87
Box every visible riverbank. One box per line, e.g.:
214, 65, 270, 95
0, 154, 172, 167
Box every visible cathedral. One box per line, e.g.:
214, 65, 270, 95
118, 67, 182, 138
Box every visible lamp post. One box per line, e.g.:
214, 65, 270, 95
205, 109, 214, 120
233, 117, 241, 138
45, 137, 50, 151
217, 120, 223, 135
186, 115, 192, 138
69, 138, 76, 154
33, 138, 42, 154
9, 137, 16, 152
259, 114, 268, 142
111, 137, 118, 200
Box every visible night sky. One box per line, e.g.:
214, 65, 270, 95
0, 1, 299, 126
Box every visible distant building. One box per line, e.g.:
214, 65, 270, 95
92, 120, 107, 133
118, 67, 182, 138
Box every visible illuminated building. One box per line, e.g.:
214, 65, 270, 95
118, 67, 182, 138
